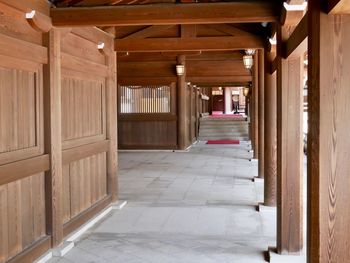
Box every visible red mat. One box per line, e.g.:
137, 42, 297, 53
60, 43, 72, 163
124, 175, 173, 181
206, 140, 240, 145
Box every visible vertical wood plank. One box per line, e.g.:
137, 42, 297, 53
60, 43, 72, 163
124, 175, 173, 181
32, 173, 46, 238
21, 177, 34, 249
0, 185, 9, 263
308, 3, 350, 262
43, 28, 63, 247
7, 181, 22, 258
62, 165, 71, 223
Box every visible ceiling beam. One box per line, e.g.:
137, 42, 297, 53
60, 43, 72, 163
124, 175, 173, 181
51, 2, 280, 27
115, 36, 264, 52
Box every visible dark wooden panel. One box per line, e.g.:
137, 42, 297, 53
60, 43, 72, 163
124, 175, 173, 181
118, 120, 177, 149
119, 114, 177, 122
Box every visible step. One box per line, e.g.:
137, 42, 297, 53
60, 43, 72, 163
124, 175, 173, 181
199, 137, 249, 141
200, 126, 249, 132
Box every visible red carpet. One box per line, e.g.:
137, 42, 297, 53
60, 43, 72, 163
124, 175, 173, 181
206, 140, 240, 145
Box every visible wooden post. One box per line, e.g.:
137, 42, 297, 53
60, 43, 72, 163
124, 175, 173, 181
308, 2, 350, 262
43, 28, 63, 247
276, 25, 303, 254
106, 42, 118, 201
177, 55, 187, 150
251, 54, 259, 160
258, 49, 265, 178
264, 50, 277, 207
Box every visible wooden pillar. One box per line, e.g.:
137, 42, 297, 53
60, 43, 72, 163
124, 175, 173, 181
106, 43, 118, 201
177, 55, 187, 150
251, 54, 259, 159
308, 2, 350, 262
264, 50, 277, 207
258, 50, 265, 178
43, 28, 63, 247
276, 25, 303, 254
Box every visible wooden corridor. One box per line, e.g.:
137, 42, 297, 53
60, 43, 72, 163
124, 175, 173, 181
0, 0, 350, 262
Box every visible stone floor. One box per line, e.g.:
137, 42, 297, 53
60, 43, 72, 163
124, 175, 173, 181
49, 141, 278, 263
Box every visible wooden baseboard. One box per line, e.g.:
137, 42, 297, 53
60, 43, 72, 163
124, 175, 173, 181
63, 195, 112, 237
7, 236, 51, 263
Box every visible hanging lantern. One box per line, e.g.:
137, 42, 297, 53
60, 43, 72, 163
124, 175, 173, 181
243, 86, 250, 97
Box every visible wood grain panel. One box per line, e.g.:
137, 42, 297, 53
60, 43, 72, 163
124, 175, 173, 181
118, 120, 177, 149
0, 66, 43, 166
0, 33, 47, 64
61, 77, 106, 146
0, 173, 46, 263
61, 52, 109, 77
68, 152, 107, 219
61, 33, 106, 65
0, 68, 36, 153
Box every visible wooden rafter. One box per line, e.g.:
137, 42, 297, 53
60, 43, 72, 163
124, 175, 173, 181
115, 35, 264, 52
51, 2, 280, 27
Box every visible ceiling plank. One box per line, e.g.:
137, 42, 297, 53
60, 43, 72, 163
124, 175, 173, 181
115, 36, 264, 52
51, 2, 280, 27
204, 24, 252, 36
123, 25, 174, 39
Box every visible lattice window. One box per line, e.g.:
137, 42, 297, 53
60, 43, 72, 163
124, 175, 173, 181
120, 85, 171, 113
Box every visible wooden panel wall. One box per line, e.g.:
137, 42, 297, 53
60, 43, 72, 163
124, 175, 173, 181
0, 1, 50, 262
0, 2, 117, 262
60, 28, 116, 230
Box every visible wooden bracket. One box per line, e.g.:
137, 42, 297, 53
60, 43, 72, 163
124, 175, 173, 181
97, 42, 106, 55
26, 10, 52, 33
